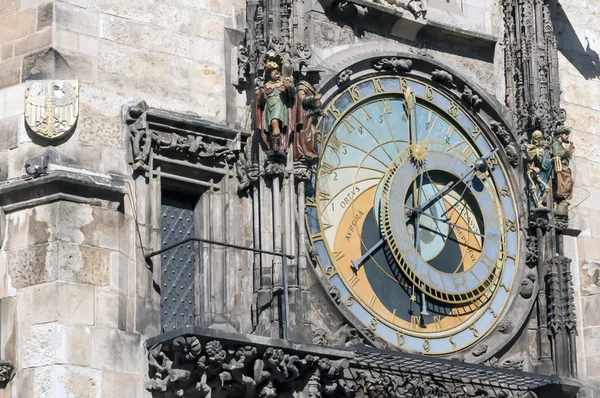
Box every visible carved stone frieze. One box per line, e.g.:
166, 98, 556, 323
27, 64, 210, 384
126, 102, 239, 172
431, 69, 455, 87
490, 121, 519, 167
461, 85, 482, 111
337, 69, 354, 86
237, 0, 312, 89
372, 57, 413, 73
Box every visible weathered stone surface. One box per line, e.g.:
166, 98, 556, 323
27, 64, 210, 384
102, 147, 128, 175
5, 206, 55, 251
0, 42, 12, 61
93, 0, 154, 23
55, 325, 92, 366
97, 43, 191, 90
20, 323, 56, 367
135, 299, 160, 337
580, 260, 600, 296
584, 327, 600, 357
55, 2, 98, 35
14, 27, 51, 56
101, 370, 139, 398
81, 206, 133, 255
0, 58, 21, 89
0, 9, 35, 42
22, 48, 73, 81
56, 365, 101, 397
17, 283, 58, 325
3, 83, 23, 116
57, 282, 95, 325
79, 35, 98, 56
0, 0, 19, 17
95, 290, 126, 330
0, 115, 19, 150
582, 295, 600, 327
7, 243, 58, 288
78, 83, 132, 118
55, 28, 79, 52
98, 13, 136, 44
91, 328, 140, 373
36, 2, 53, 31
109, 251, 128, 295
58, 244, 109, 286
210, 0, 232, 16
77, 112, 123, 149
0, 297, 16, 362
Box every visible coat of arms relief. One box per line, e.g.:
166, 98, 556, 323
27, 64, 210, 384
24, 80, 79, 140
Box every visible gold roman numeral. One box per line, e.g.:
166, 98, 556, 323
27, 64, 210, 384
381, 99, 392, 114
320, 161, 335, 176
505, 219, 516, 232
500, 187, 510, 197
328, 135, 342, 151
349, 86, 361, 101
347, 274, 360, 287
433, 316, 442, 331
411, 315, 421, 331
333, 250, 345, 261
368, 295, 377, 308
341, 118, 355, 132
362, 106, 372, 120
374, 78, 386, 93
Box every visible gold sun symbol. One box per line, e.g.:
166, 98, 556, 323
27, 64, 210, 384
409, 142, 427, 165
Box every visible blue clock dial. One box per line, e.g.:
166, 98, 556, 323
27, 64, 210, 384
307, 76, 519, 355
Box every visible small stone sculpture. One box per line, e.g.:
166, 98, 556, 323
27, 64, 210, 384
524, 130, 552, 210
551, 126, 575, 215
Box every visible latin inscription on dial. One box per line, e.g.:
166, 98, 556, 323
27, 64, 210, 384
306, 76, 519, 355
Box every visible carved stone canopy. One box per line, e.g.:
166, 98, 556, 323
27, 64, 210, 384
146, 326, 578, 398
125, 102, 249, 192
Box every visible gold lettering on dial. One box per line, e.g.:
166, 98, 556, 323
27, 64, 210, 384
369, 317, 378, 331
423, 338, 431, 352
333, 250, 345, 261
433, 316, 443, 331
349, 86, 360, 101
449, 335, 456, 349
328, 135, 343, 151
397, 332, 405, 346
324, 266, 337, 279
368, 295, 377, 308
347, 274, 360, 287
345, 296, 355, 307
381, 99, 392, 114
374, 78, 386, 93
411, 316, 421, 331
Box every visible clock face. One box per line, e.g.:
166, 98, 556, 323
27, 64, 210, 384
306, 76, 519, 355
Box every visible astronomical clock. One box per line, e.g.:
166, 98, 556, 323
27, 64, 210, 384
306, 70, 524, 357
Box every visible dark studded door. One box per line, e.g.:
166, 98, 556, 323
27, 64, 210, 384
160, 191, 198, 332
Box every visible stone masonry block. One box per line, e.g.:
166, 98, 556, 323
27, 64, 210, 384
95, 290, 126, 330
0, 9, 35, 42
36, 2, 53, 31
58, 244, 110, 286
583, 295, 600, 327
77, 111, 123, 149
0, 297, 16, 363
98, 42, 191, 94
109, 251, 128, 295
55, 1, 97, 35
55, 324, 92, 366
7, 243, 58, 288
584, 327, 600, 357
0, 58, 21, 89
56, 365, 101, 398
93, 0, 154, 23
101, 370, 139, 398
91, 327, 140, 373
17, 282, 59, 325
57, 282, 95, 325
0, 115, 20, 150
19, 323, 56, 368
0, 0, 19, 17
81, 205, 133, 255
13, 27, 51, 56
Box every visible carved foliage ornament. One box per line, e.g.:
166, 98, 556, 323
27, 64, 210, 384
24, 80, 79, 140
126, 102, 238, 172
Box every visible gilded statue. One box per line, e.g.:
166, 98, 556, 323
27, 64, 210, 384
524, 130, 552, 210
294, 70, 322, 163
552, 126, 575, 214
256, 60, 297, 154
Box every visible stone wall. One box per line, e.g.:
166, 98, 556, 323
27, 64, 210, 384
307, 0, 504, 102
554, 0, 600, 389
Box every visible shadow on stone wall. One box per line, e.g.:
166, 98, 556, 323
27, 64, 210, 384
553, 1, 600, 80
